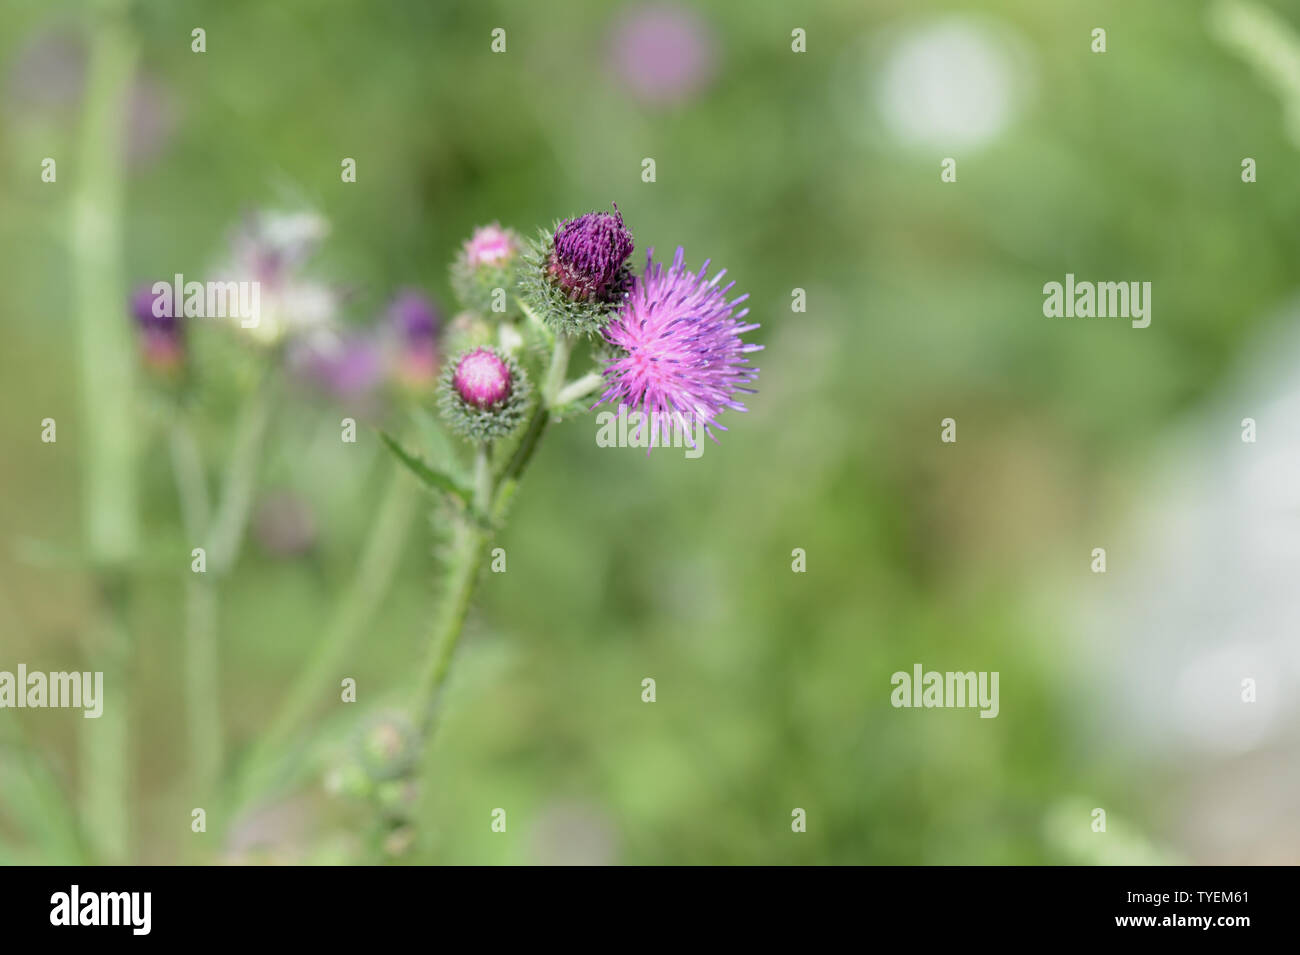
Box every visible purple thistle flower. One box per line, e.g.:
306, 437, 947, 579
549, 205, 634, 302
596, 247, 761, 450
130, 284, 184, 370
388, 290, 441, 387
290, 333, 385, 399
389, 289, 440, 341
453, 347, 512, 408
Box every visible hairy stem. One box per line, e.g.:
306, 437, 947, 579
415, 516, 491, 736
413, 336, 574, 739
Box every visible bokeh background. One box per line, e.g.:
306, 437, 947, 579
2, 0, 1298, 864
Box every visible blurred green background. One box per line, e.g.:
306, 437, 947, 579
2, 0, 1298, 864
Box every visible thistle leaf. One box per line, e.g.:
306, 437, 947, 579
378, 431, 473, 505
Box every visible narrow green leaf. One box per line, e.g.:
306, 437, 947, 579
378, 431, 473, 505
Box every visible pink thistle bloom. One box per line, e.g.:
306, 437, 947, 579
596, 247, 761, 450
463, 223, 519, 269
607, 4, 718, 107
453, 347, 512, 408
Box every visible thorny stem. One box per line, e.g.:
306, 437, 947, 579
413, 334, 575, 740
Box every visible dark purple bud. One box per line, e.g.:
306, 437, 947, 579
548, 204, 634, 301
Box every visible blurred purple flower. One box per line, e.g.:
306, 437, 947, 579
129, 284, 184, 371
4, 30, 85, 113
596, 247, 761, 450
6, 31, 177, 167
388, 290, 441, 388
290, 332, 385, 400
607, 3, 717, 106
125, 76, 177, 167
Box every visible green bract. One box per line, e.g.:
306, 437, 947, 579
517, 226, 632, 337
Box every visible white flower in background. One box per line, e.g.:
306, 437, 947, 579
219, 210, 335, 344
866, 17, 1032, 151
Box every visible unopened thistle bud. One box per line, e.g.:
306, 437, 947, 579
438, 345, 532, 442
451, 223, 521, 316
519, 204, 634, 336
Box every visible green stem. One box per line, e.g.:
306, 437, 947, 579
73, 0, 137, 865
208, 379, 276, 576
554, 371, 604, 408
414, 519, 491, 736
78, 577, 133, 864
231, 468, 420, 806
413, 337, 575, 739
168, 420, 221, 821
542, 333, 573, 407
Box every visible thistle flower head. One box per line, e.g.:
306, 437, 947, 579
519, 204, 635, 336
130, 284, 184, 371
453, 347, 512, 407
438, 345, 533, 442
464, 223, 519, 269
596, 247, 761, 450
549, 205, 634, 302
451, 223, 522, 315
